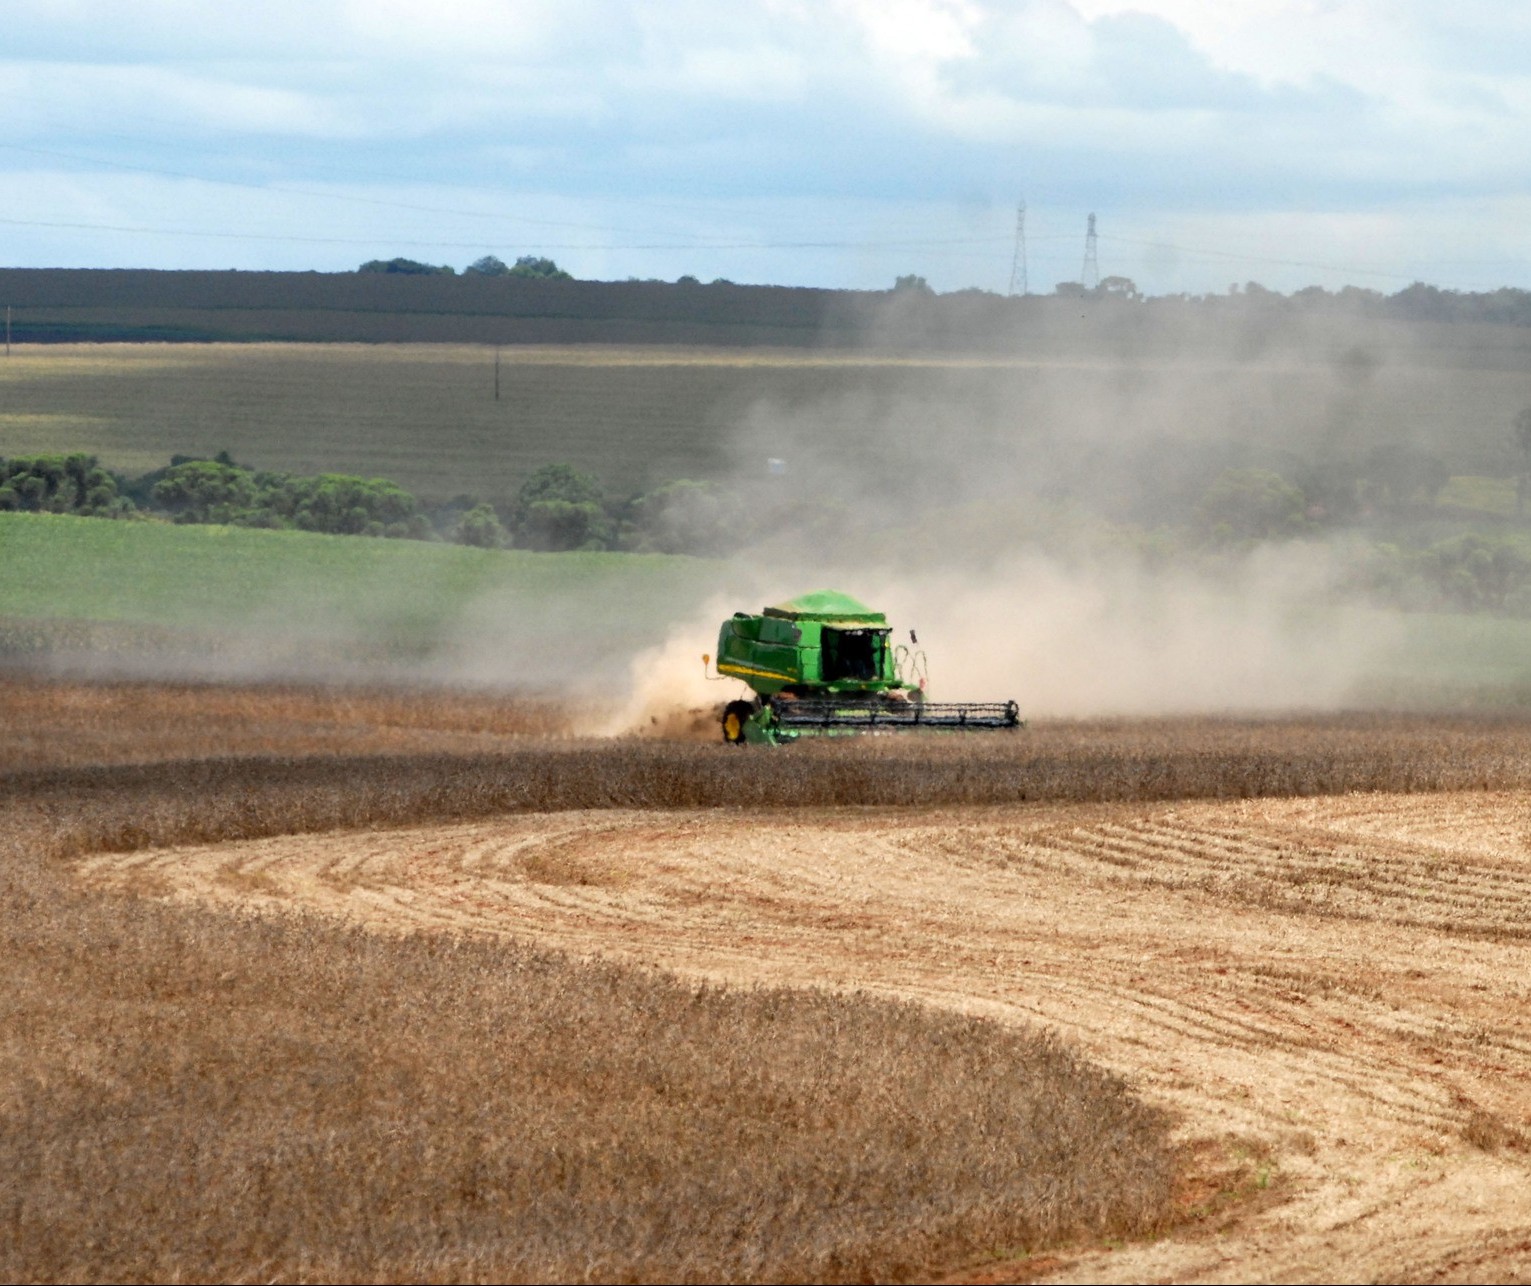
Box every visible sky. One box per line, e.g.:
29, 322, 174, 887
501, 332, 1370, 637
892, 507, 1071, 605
2, 0, 1528, 295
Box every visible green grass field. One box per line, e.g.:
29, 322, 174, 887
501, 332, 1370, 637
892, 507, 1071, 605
0, 512, 723, 684
1438, 474, 1520, 517
8, 510, 1531, 704
1375, 610, 1531, 698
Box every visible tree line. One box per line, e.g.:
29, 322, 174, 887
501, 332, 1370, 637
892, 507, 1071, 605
0, 453, 737, 556
356, 255, 572, 280
9, 264, 1531, 349
355, 253, 1531, 331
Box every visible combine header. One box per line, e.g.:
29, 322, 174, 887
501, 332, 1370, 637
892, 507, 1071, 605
706, 589, 1021, 745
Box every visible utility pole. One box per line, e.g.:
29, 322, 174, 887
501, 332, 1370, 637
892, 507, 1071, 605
1081, 213, 1099, 290
1007, 201, 1028, 297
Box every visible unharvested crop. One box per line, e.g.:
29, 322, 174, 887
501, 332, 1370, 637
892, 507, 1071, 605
15, 710, 1531, 864
0, 676, 582, 771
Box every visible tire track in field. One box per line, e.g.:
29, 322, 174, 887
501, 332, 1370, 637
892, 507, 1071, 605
77, 792, 1531, 1283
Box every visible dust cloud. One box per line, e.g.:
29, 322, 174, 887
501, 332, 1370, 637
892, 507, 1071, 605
13, 298, 1524, 722
591, 593, 743, 738
612, 300, 1503, 725
608, 541, 1401, 729
861, 544, 1400, 717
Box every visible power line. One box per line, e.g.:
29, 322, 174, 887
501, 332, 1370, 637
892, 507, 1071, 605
0, 142, 1109, 257
1097, 233, 1424, 284
0, 213, 1017, 254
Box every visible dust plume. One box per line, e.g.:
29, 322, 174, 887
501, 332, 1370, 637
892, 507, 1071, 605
586, 592, 742, 738
860, 543, 1401, 717
642, 297, 1507, 725
608, 540, 1402, 732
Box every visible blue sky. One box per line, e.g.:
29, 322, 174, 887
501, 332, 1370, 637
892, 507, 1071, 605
2, 0, 1528, 294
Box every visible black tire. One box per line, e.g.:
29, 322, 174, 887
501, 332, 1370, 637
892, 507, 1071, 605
721, 700, 755, 745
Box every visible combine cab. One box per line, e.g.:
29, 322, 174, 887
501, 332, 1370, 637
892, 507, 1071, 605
708, 589, 1021, 744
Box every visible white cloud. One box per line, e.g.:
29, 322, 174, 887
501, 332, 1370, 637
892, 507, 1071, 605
0, 0, 1527, 291
832, 0, 979, 63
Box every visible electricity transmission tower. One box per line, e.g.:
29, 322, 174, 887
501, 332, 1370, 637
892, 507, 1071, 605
1007, 201, 1028, 296
1081, 212, 1099, 289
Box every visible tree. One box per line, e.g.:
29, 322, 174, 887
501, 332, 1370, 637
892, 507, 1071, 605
514, 463, 609, 551
1423, 535, 1531, 612
519, 498, 611, 551
892, 274, 932, 293
1195, 468, 1307, 544
507, 256, 572, 280
273, 474, 426, 538
357, 258, 455, 275
150, 461, 429, 538
151, 460, 262, 525
0, 453, 132, 517
516, 463, 603, 510
454, 502, 509, 548
464, 255, 511, 276
623, 479, 734, 555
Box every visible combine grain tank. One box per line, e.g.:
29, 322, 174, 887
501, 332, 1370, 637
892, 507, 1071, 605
707, 589, 1021, 744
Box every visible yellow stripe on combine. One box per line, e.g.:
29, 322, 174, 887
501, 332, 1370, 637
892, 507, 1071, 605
718, 661, 794, 682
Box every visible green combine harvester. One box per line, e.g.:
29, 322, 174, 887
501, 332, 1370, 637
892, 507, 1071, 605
707, 589, 1021, 745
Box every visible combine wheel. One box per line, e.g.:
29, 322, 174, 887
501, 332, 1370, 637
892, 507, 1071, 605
721, 700, 755, 745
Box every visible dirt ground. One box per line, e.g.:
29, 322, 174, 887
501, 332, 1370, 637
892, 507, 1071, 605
80, 790, 1531, 1283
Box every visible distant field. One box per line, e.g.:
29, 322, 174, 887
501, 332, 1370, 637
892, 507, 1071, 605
0, 512, 722, 685
0, 343, 1036, 499
2, 339, 1530, 504
1438, 473, 1520, 516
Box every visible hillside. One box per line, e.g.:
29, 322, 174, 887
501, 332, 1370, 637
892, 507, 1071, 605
3, 334, 1531, 508
0, 512, 722, 685
3, 267, 1531, 355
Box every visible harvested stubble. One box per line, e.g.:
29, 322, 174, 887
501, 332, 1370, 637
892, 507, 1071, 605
1, 758, 1177, 1283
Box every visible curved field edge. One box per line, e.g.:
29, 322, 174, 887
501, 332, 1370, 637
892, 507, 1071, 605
80, 788, 1531, 1284
0, 773, 1177, 1285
